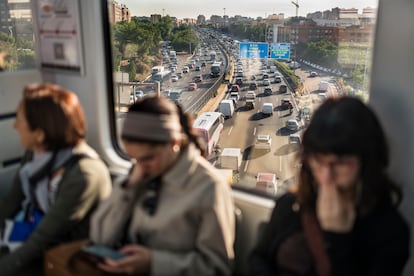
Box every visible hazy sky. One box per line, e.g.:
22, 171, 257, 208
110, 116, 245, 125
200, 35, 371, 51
119, 0, 378, 19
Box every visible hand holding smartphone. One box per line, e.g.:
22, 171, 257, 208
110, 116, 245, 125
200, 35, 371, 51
81, 244, 127, 261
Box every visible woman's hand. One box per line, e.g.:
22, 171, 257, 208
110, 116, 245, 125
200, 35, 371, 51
316, 177, 356, 233
126, 164, 144, 188
98, 245, 151, 275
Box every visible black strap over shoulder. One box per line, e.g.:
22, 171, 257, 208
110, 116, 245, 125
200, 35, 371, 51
28, 153, 89, 185
28, 151, 57, 186
60, 153, 89, 174
26, 152, 89, 212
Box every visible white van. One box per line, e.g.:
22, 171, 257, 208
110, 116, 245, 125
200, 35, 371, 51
262, 103, 274, 116
219, 100, 235, 118
256, 173, 277, 195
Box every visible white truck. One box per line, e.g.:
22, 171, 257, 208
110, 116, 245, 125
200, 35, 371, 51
220, 148, 242, 172
219, 100, 235, 118
210, 50, 216, 61
256, 173, 278, 195
169, 50, 176, 59
318, 81, 329, 92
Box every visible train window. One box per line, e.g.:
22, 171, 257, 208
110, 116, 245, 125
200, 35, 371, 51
109, 0, 378, 196
0, 0, 36, 72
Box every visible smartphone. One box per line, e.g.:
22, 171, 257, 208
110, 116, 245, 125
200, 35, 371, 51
81, 244, 127, 261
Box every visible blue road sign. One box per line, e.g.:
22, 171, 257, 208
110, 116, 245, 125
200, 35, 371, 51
270, 43, 291, 59
239, 42, 269, 59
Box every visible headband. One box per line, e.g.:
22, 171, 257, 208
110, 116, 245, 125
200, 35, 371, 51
122, 112, 182, 142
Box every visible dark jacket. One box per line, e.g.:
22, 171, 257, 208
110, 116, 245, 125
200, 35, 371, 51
0, 142, 112, 276
250, 193, 410, 276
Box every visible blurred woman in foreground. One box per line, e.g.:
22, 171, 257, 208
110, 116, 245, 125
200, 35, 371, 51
90, 95, 235, 275
0, 83, 112, 276
250, 97, 410, 276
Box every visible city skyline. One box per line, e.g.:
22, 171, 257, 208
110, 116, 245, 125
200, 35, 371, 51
119, 0, 378, 19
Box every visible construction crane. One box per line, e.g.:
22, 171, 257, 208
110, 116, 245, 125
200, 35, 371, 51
291, 0, 299, 17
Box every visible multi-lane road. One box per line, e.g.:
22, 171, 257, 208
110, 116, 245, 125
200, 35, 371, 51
212, 61, 340, 194
116, 42, 339, 196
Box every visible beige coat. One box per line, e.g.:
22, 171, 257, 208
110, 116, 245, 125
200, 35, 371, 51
91, 144, 235, 276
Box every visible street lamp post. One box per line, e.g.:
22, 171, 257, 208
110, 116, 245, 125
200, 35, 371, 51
291, 0, 299, 18
290, 1, 299, 64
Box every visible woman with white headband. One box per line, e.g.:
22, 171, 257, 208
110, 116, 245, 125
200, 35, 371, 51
90, 95, 235, 276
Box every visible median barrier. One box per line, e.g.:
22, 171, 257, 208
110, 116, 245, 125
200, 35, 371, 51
198, 83, 228, 114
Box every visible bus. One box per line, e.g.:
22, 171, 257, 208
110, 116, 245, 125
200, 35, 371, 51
192, 112, 224, 156
152, 70, 171, 82
2, 1, 414, 275
210, 62, 221, 77
151, 66, 164, 75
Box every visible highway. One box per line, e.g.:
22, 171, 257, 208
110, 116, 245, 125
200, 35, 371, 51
115, 32, 342, 196
212, 61, 341, 194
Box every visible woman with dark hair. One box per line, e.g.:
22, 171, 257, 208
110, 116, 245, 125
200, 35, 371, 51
90, 95, 235, 275
0, 83, 112, 276
250, 97, 410, 276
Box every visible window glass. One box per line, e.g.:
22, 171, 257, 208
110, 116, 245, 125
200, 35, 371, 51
0, 0, 35, 72
109, 0, 378, 196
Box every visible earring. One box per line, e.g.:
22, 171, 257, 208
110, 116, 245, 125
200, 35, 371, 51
172, 144, 180, 153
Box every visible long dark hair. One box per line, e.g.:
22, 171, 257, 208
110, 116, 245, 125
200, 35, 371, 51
297, 97, 402, 213
122, 95, 206, 157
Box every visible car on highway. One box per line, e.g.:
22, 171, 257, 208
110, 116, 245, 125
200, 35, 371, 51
299, 107, 312, 125
188, 83, 198, 91
310, 71, 318, 77
230, 84, 240, 92
246, 91, 256, 100
171, 75, 178, 82
193, 75, 203, 83
279, 85, 287, 93
230, 92, 240, 102
262, 79, 271, 86
162, 89, 181, 103
245, 99, 255, 110
286, 119, 300, 131
288, 134, 301, 144
280, 98, 292, 110
135, 90, 144, 99
249, 82, 258, 90
262, 73, 269, 80
274, 75, 282, 83
255, 134, 272, 150
235, 77, 243, 86
318, 92, 327, 101
264, 86, 273, 95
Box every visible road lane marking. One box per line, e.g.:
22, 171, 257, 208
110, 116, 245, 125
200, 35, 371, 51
227, 126, 233, 135
244, 160, 249, 172
253, 127, 256, 136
